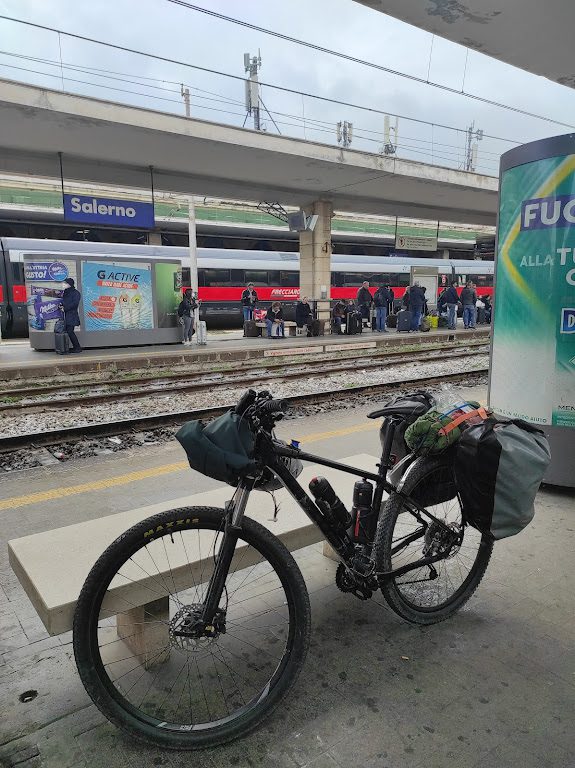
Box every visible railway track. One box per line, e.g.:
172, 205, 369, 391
0, 342, 488, 413
0, 368, 488, 455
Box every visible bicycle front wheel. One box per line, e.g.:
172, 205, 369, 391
73, 507, 310, 749
375, 458, 493, 625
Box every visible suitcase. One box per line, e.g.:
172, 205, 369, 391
346, 312, 362, 335
309, 319, 321, 337
196, 320, 207, 345
371, 316, 377, 331
54, 331, 69, 354
244, 320, 259, 338
386, 313, 397, 329
397, 309, 412, 332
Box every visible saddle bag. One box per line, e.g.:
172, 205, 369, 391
454, 417, 551, 539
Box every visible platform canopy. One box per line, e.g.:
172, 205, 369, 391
355, 0, 575, 87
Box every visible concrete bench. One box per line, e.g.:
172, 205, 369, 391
8, 454, 377, 665
255, 320, 298, 336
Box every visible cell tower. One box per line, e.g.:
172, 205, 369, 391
464, 121, 483, 172
381, 115, 399, 155
336, 121, 353, 148
244, 51, 262, 131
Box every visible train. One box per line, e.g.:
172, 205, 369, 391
0, 238, 494, 337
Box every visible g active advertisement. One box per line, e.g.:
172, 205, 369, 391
490, 153, 575, 428
23, 257, 77, 332
82, 261, 153, 331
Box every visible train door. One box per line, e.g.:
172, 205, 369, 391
4, 249, 28, 337
0, 241, 7, 338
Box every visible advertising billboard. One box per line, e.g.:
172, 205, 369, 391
23, 257, 77, 331
63, 194, 155, 229
155, 262, 182, 328
82, 261, 153, 331
490, 147, 575, 429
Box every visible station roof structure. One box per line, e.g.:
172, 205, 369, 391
354, 0, 575, 87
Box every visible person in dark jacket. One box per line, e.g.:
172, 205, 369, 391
241, 282, 258, 326
385, 284, 395, 315
373, 285, 392, 332
266, 302, 285, 338
356, 281, 372, 328
438, 280, 459, 330
295, 296, 314, 334
407, 282, 425, 332
460, 281, 478, 329
59, 277, 82, 353
332, 301, 346, 334
177, 288, 199, 345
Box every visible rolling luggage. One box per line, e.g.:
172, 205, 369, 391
386, 313, 397, 329
345, 312, 362, 335
244, 320, 259, 338
397, 309, 412, 332
54, 331, 69, 354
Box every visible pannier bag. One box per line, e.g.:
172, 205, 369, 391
405, 401, 487, 456
378, 391, 436, 463
176, 411, 256, 486
455, 417, 551, 539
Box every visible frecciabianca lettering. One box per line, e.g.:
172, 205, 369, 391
69, 197, 137, 218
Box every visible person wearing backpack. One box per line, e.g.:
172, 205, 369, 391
460, 281, 477, 329
177, 288, 199, 345
356, 281, 372, 329
59, 277, 82, 353
407, 282, 425, 332
439, 280, 459, 330
373, 284, 392, 332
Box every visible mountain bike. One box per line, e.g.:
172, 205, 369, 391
73, 389, 493, 750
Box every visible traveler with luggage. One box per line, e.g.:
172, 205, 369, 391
332, 301, 346, 334
483, 295, 492, 323
266, 302, 285, 338
241, 282, 258, 326
59, 277, 82, 353
356, 281, 372, 329
373, 285, 392, 332
177, 288, 199, 345
407, 281, 426, 332
460, 281, 477, 329
344, 299, 362, 335
385, 284, 395, 315
295, 296, 314, 335
438, 280, 459, 330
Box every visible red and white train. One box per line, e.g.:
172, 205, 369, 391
0, 238, 494, 336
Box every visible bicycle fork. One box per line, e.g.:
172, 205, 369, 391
200, 481, 253, 627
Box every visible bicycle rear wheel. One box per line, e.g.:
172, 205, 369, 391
73, 507, 310, 749
375, 458, 493, 625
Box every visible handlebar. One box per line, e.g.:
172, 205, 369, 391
259, 399, 287, 415
234, 389, 257, 415
234, 390, 287, 424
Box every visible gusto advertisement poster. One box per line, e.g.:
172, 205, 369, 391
82, 261, 153, 331
23, 257, 77, 332
490, 153, 575, 428
155, 262, 182, 328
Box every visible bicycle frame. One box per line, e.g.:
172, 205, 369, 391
201, 417, 458, 624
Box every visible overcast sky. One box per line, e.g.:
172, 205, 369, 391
1, 0, 574, 180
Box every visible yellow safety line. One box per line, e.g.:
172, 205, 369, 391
0, 421, 379, 511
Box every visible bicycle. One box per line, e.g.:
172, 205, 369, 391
73, 389, 493, 750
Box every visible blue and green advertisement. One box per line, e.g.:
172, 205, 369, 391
490, 151, 575, 427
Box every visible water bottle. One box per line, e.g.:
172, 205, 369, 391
350, 480, 376, 544
308, 477, 351, 528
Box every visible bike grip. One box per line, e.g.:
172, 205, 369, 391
260, 399, 288, 415
235, 389, 257, 415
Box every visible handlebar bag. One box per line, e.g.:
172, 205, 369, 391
176, 411, 256, 486
454, 417, 551, 539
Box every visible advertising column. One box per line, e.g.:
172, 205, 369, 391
489, 135, 575, 486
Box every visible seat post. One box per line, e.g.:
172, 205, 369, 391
380, 417, 398, 472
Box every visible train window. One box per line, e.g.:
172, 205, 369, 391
396, 274, 410, 287
280, 271, 298, 287
268, 270, 280, 285
344, 273, 364, 286
332, 272, 344, 287
231, 269, 244, 284
244, 270, 268, 286
11, 262, 24, 282
202, 269, 231, 286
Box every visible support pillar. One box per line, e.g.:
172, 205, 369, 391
148, 231, 162, 245
117, 596, 170, 669
299, 201, 333, 329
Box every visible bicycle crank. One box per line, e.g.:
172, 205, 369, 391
336, 563, 374, 600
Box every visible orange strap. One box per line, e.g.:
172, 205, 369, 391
438, 407, 488, 436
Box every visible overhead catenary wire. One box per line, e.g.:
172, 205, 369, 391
0, 13, 530, 146
164, 0, 575, 132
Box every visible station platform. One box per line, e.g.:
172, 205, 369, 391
0, 386, 573, 768
0, 325, 491, 380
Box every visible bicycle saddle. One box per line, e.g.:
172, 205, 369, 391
367, 400, 429, 420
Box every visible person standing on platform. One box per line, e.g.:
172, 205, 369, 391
356, 281, 372, 329
439, 280, 459, 330
295, 296, 314, 335
59, 277, 82, 353
385, 284, 395, 315
407, 281, 425, 332
373, 284, 392, 332
460, 281, 478, 329
178, 288, 199, 345
241, 282, 258, 328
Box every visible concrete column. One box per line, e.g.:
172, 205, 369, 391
299, 200, 333, 327
148, 231, 162, 245
442, 249, 450, 259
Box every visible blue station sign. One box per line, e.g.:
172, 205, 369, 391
63, 194, 155, 229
